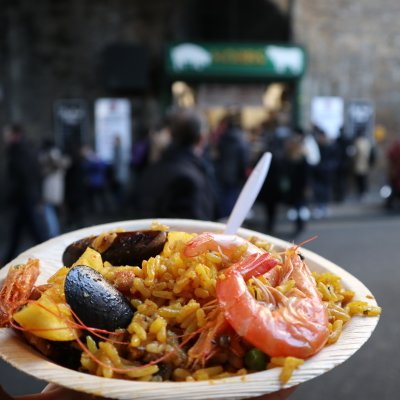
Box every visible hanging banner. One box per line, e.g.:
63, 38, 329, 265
311, 96, 344, 139
166, 42, 306, 79
94, 98, 131, 163
346, 99, 375, 140
54, 99, 88, 153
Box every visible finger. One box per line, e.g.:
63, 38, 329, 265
251, 385, 298, 400
42, 386, 111, 400
13, 384, 107, 400
0, 386, 14, 400
40, 384, 58, 393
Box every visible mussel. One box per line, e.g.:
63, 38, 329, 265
64, 265, 134, 331
62, 230, 167, 267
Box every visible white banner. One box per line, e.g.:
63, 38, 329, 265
311, 96, 344, 139
346, 99, 375, 140
54, 99, 88, 152
95, 98, 131, 163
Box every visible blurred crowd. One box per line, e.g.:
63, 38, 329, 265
2, 110, 399, 266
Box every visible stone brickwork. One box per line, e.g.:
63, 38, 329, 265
294, 0, 400, 137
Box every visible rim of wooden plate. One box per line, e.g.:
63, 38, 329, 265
0, 219, 380, 400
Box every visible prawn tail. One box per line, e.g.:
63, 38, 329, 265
0, 259, 40, 327
187, 309, 228, 367
234, 253, 279, 281
183, 233, 216, 258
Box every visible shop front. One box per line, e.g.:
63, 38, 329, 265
165, 42, 307, 131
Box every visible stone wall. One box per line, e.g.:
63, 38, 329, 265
294, 0, 400, 138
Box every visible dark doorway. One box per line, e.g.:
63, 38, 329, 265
183, 0, 291, 42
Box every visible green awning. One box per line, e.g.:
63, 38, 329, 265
166, 42, 306, 79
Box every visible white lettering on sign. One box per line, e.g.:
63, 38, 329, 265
265, 46, 303, 74
171, 44, 212, 71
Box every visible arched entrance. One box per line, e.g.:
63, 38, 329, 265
184, 0, 291, 42
164, 1, 301, 131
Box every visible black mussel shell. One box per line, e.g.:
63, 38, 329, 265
62, 230, 167, 267
62, 237, 93, 267
64, 265, 134, 331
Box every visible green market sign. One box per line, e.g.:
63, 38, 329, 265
167, 42, 306, 79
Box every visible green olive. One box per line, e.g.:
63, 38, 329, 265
244, 348, 269, 371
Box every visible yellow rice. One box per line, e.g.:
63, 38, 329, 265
22, 229, 382, 384
78, 231, 381, 384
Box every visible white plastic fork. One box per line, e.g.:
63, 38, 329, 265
224, 152, 272, 235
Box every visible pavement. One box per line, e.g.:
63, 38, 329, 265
243, 189, 390, 241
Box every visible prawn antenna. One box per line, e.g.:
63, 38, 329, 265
296, 235, 318, 249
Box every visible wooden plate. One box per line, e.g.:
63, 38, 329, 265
0, 219, 380, 400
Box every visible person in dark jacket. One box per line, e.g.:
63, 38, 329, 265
257, 119, 287, 235
135, 110, 219, 221
282, 131, 311, 237
63, 144, 88, 229
312, 128, 339, 218
2, 124, 48, 265
214, 113, 250, 218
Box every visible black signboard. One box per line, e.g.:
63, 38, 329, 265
54, 99, 89, 154
346, 100, 375, 140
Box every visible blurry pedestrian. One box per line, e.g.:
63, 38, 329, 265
282, 130, 311, 237
135, 109, 219, 220
385, 135, 400, 209
257, 118, 286, 235
39, 139, 70, 237
214, 112, 250, 218
110, 134, 130, 207
2, 124, 48, 266
82, 145, 109, 214
64, 145, 87, 229
333, 127, 353, 202
311, 128, 339, 218
147, 116, 172, 164
302, 127, 320, 168
353, 126, 373, 200
131, 126, 151, 174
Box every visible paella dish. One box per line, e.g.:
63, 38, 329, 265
0, 223, 381, 386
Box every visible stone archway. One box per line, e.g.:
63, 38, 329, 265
182, 0, 291, 42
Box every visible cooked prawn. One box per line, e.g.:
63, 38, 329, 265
0, 259, 40, 327
187, 308, 228, 367
184, 233, 329, 359
216, 248, 329, 359
183, 232, 263, 259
